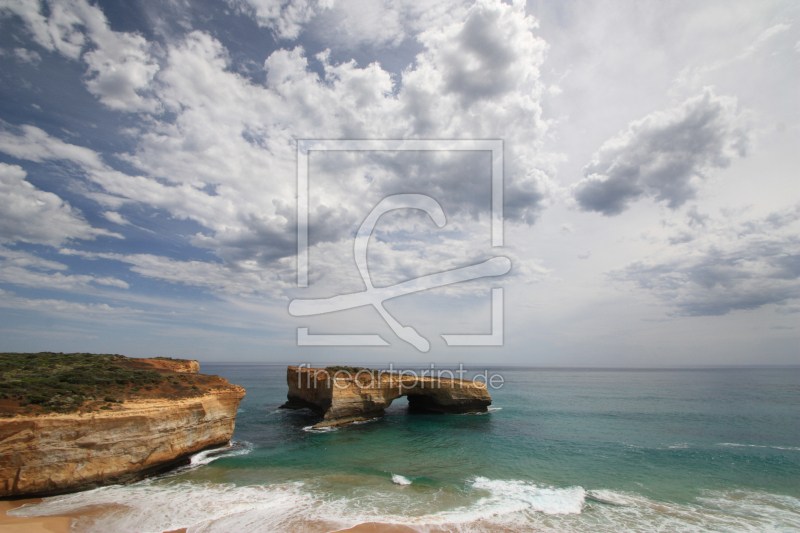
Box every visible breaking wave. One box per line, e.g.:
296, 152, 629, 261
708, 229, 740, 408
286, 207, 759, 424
10, 475, 800, 533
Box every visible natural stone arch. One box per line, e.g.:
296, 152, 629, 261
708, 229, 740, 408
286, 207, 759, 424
280, 366, 491, 428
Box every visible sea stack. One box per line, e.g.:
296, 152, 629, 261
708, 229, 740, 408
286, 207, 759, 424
280, 365, 492, 427
0, 353, 245, 498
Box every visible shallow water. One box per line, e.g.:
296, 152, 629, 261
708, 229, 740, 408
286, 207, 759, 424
11, 365, 800, 532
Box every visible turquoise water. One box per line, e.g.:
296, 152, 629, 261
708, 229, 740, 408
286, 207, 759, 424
12, 365, 800, 532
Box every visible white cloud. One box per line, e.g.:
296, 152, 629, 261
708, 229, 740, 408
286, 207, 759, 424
0, 162, 120, 245
226, 0, 326, 40
573, 89, 750, 215
612, 204, 800, 316
1, 0, 557, 289
0, 0, 159, 112
60, 249, 292, 297
0, 244, 67, 271
0, 244, 130, 292
0, 288, 138, 315
0, 263, 129, 291
13, 47, 40, 64
101, 211, 131, 225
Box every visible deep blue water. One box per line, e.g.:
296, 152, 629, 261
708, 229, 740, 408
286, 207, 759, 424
13, 365, 800, 532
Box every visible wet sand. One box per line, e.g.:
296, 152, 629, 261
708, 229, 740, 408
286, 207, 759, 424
332, 524, 419, 533
0, 499, 72, 533
2, 501, 411, 533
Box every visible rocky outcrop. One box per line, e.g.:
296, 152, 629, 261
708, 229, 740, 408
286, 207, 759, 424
281, 366, 491, 427
0, 361, 244, 498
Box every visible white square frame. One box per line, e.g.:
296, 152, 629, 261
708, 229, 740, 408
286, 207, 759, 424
296, 139, 504, 347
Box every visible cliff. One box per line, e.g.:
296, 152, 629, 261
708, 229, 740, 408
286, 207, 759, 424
0, 353, 245, 498
281, 366, 491, 427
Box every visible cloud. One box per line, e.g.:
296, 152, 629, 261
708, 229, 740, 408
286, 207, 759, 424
1, 0, 159, 112
0, 288, 139, 316
226, 0, 328, 40
13, 47, 40, 65
60, 249, 292, 298
101, 211, 131, 226
674, 22, 793, 90
573, 89, 750, 216
0, 162, 120, 245
1, 0, 556, 298
611, 204, 800, 316
0, 245, 129, 290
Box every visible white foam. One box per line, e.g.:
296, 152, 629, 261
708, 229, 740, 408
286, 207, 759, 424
391, 474, 412, 485
9, 481, 315, 533
469, 477, 585, 516
302, 425, 338, 433
718, 442, 800, 452
190, 441, 253, 467
9, 477, 800, 533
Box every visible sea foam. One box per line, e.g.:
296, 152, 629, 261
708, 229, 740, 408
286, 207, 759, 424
10, 477, 800, 533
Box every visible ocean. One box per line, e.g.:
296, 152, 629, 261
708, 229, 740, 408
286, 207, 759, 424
10, 365, 800, 532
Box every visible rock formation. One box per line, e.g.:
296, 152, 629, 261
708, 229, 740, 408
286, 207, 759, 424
0, 356, 244, 497
281, 366, 491, 427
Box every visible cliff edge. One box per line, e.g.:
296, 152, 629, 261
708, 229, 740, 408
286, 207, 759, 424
0, 353, 245, 498
281, 366, 491, 427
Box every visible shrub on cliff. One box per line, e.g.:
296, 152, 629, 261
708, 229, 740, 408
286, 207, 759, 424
0, 352, 191, 416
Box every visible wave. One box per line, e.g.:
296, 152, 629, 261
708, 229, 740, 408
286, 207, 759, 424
391, 474, 413, 485
191, 441, 253, 467
467, 477, 585, 516
9, 477, 800, 533
302, 425, 338, 433
717, 442, 800, 452
142, 441, 254, 480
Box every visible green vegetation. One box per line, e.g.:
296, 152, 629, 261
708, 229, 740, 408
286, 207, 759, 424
0, 352, 164, 413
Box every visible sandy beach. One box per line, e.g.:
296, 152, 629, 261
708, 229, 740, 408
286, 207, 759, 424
0, 499, 72, 533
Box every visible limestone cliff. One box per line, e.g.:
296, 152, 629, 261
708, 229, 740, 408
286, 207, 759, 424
281, 366, 491, 427
0, 353, 245, 498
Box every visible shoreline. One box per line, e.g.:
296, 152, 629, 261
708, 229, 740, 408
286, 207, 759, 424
1, 499, 405, 533
0, 499, 72, 533
0, 499, 191, 533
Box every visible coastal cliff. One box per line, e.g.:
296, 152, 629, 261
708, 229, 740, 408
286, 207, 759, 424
0, 353, 245, 498
281, 366, 491, 427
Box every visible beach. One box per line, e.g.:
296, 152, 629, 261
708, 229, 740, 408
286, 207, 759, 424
0, 499, 71, 533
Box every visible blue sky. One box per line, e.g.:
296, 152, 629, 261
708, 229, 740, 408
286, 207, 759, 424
0, 0, 798, 365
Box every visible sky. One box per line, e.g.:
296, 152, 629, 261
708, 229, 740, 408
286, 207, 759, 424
0, 0, 798, 366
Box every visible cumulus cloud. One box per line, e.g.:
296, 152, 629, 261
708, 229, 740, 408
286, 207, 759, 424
1, 0, 159, 112
0, 0, 558, 304
1, 0, 555, 282
0, 162, 120, 245
573, 89, 750, 216
226, 0, 327, 40
611, 204, 800, 316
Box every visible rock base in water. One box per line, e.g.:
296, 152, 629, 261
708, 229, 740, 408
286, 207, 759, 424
280, 366, 491, 427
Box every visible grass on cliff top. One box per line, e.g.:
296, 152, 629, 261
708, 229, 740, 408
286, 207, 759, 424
0, 352, 207, 417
